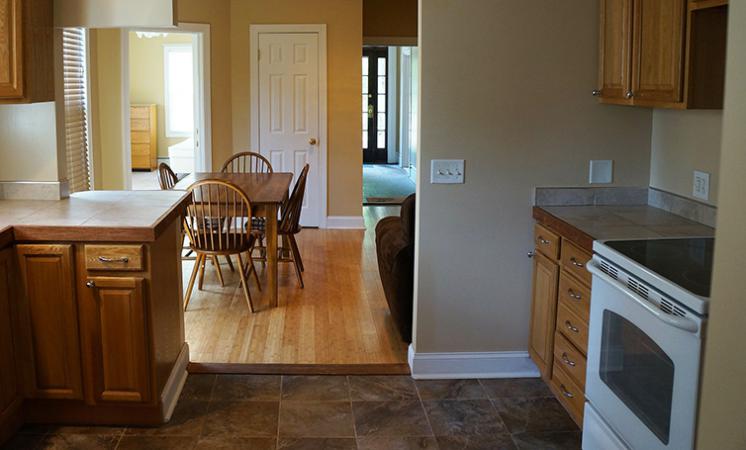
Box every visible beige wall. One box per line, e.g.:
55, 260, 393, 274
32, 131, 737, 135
176, 0, 233, 170
697, 1, 746, 448
230, 0, 363, 217
0, 102, 60, 182
89, 29, 125, 190
364, 0, 417, 42
413, 0, 653, 353
650, 109, 723, 205
128, 32, 193, 158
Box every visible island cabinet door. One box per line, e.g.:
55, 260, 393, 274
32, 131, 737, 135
15, 245, 83, 400
81, 277, 152, 404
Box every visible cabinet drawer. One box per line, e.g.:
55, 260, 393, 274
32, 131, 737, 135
561, 240, 592, 286
550, 361, 584, 426
132, 155, 151, 170
556, 301, 588, 355
558, 271, 591, 323
85, 245, 144, 271
131, 131, 152, 144
130, 107, 151, 120
534, 224, 560, 260
131, 143, 152, 157
553, 331, 587, 388
130, 118, 151, 131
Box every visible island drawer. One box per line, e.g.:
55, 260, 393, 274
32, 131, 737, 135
85, 245, 145, 271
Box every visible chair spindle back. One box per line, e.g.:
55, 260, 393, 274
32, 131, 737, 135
184, 180, 254, 253
158, 162, 179, 190
221, 152, 273, 174
280, 164, 310, 235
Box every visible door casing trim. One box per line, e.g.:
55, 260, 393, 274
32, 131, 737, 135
250, 24, 328, 228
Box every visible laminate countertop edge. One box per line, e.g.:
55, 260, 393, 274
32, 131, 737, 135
0, 192, 192, 244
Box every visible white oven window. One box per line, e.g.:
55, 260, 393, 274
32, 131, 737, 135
600, 310, 675, 445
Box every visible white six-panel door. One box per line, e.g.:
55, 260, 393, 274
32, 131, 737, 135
258, 32, 321, 227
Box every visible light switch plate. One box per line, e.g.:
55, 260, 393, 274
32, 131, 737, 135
693, 170, 710, 201
431, 159, 465, 184
589, 160, 613, 184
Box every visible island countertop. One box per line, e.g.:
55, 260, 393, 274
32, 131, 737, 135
533, 205, 715, 252
0, 190, 191, 242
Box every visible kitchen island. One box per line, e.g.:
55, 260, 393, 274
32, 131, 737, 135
0, 191, 191, 444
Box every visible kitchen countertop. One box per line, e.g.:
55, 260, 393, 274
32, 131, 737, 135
533, 205, 715, 251
0, 190, 191, 243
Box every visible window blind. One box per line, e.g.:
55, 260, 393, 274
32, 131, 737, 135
62, 28, 91, 193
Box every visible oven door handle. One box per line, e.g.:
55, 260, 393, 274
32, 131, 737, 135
588, 258, 699, 334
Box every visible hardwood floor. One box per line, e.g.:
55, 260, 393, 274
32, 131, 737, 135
183, 206, 408, 365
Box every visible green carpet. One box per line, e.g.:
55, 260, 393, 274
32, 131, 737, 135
363, 164, 416, 205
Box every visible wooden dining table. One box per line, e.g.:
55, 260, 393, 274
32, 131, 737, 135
174, 172, 294, 308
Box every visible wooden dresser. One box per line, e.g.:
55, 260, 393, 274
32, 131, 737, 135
528, 222, 593, 427
130, 104, 157, 170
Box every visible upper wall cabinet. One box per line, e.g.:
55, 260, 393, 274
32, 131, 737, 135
595, 0, 728, 109
0, 0, 54, 104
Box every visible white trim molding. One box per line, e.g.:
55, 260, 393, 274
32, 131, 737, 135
325, 216, 365, 230
408, 345, 540, 380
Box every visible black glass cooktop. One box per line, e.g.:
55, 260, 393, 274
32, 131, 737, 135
606, 238, 715, 298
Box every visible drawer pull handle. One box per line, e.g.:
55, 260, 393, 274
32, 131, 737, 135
565, 321, 580, 333
538, 237, 551, 245
567, 289, 582, 300
560, 384, 574, 399
570, 257, 584, 268
86, 281, 95, 288
98, 256, 129, 263
561, 352, 576, 367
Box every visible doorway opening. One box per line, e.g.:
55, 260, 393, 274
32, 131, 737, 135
362, 46, 418, 205
125, 26, 211, 190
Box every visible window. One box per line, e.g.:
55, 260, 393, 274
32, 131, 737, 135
63, 28, 92, 193
163, 44, 194, 137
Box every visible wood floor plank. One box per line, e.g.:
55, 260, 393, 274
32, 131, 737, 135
184, 206, 408, 365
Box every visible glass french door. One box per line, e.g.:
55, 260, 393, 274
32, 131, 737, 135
362, 47, 387, 163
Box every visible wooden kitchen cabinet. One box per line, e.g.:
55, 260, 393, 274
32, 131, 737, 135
15, 245, 84, 401
0, 248, 22, 442
0, 0, 54, 103
596, 0, 728, 109
528, 250, 559, 380
83, 276, 152, 404
130, 105, 158, 170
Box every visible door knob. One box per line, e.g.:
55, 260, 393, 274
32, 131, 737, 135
309, 138, 318, 146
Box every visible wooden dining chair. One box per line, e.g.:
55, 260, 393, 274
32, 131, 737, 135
157, 162, 178, 190
183, 180, 261, 312
221, 152, 273, 174
252, 164, 309, 288
221, 152, 274, 262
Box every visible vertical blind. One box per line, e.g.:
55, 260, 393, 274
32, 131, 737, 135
63, 28, 91, 193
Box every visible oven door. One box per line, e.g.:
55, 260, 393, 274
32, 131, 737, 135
586, 259, 702, 450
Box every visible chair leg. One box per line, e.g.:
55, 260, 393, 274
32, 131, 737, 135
198, 256, 206, 290
211, 255, 225, 287
184, 254, 203, 310
225, 255, 235, 272
289, 234, 304, 273
245, 255, 262, 292
289, 235, 304, 288
236, 252, 255, 313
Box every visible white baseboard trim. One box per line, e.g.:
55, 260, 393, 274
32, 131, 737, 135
0, 181, 69, 200
325, 216, 365, 229
408, 345, 540, 379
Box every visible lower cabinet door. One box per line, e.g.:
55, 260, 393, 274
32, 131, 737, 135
528, 252, 560, 379
16, 245, 83, 400
0, 249, 19, 413
85, 277, 151, 403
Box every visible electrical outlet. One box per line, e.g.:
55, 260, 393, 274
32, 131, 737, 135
693, 171, 710, 201
589, 160, 613, 184
430, 160, 465, 184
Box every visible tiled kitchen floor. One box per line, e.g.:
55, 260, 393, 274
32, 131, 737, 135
2, 375, 581, 450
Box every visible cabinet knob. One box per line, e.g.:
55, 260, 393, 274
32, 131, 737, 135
527, 251, 536, 258
592, 89, 602, 97
86, 281, 96, 288
625, 90, 634, 99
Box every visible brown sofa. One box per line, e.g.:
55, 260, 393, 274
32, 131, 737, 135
375, 194, 415, 343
